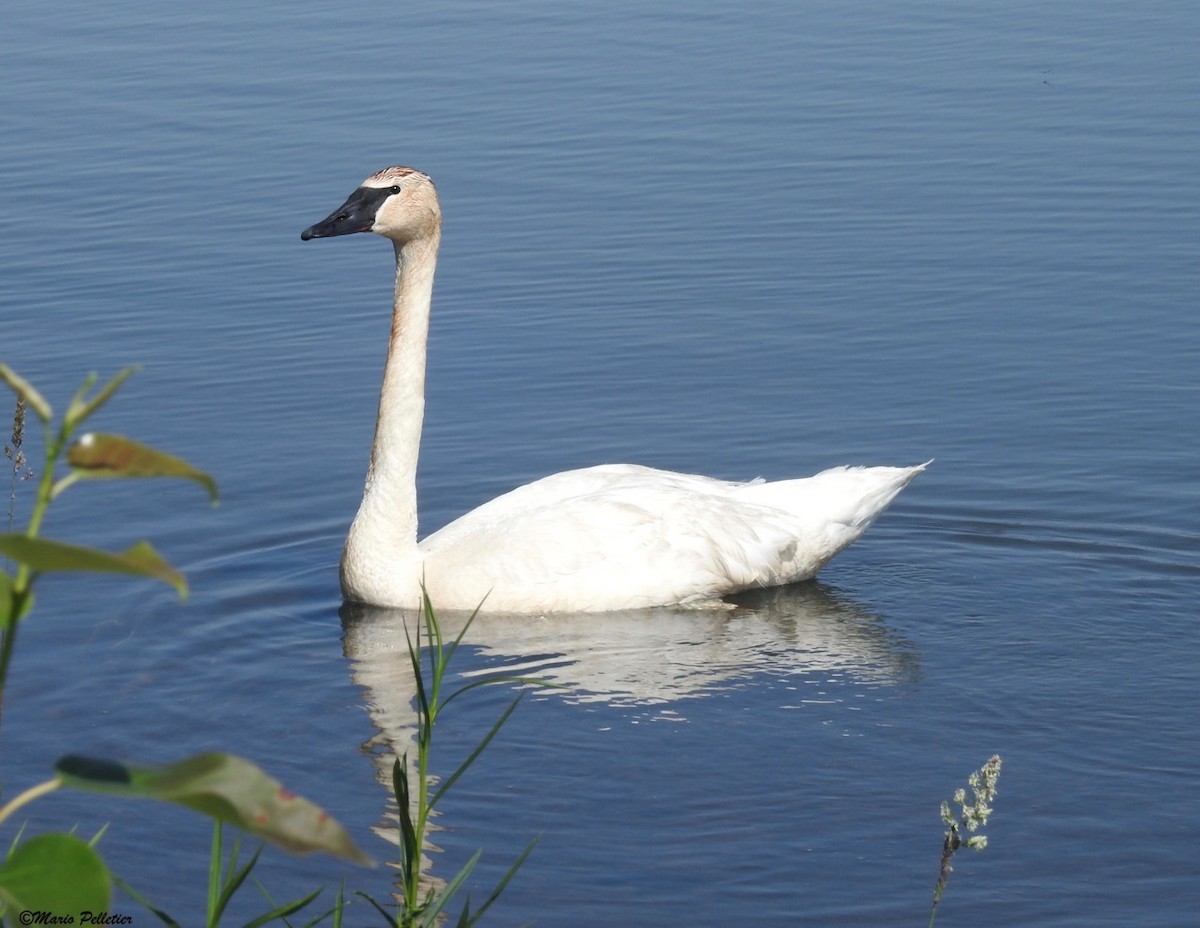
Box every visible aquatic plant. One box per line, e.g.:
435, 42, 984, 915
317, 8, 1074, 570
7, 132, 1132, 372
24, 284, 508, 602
0, 366, 369, 918
928, 754, 1003, 927
353, 592, 544, 927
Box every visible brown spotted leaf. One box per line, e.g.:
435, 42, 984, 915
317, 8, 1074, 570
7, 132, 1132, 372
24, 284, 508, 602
55, 753, 373, 865
67, 432, 218, 503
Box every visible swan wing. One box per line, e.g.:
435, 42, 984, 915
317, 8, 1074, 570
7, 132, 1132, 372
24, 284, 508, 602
417, 462, 925, 612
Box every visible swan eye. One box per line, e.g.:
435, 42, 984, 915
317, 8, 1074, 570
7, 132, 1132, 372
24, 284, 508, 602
389, 185, 402, 194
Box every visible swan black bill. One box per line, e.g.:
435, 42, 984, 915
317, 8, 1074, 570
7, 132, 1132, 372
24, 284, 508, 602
300, 185, 395, 240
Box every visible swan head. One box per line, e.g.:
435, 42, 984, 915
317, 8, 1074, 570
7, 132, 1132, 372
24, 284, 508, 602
301, 166, 440, 244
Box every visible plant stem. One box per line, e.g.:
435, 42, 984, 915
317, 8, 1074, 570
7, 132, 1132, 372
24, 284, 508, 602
0, 606, 23, 731
0, 428, 61, 738
0, 777, 61, 827
0, 415, 72, 737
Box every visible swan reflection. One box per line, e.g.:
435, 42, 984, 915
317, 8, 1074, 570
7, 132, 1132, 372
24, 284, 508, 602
341, 581, 918, 736
340, 583, 919, 889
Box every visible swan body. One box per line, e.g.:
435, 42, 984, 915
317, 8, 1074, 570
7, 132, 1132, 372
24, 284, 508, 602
302, 166, 927, 613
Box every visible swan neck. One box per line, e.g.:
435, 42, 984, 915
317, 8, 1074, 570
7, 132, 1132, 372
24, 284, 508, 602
345, 229, 440, 584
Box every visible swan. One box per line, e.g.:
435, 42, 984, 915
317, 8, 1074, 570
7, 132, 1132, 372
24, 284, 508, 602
301, 165, 927, 613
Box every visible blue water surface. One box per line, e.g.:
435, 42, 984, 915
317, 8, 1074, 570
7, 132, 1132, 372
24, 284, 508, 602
2, 1, 1198, 925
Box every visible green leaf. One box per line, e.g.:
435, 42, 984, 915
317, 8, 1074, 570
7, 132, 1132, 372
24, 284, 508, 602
0, 832, 111, 914
0, 364, 52, 423
0, 535, 186, 599
67, 432, 218, 503
55, 753, 374, 866
394, 756, 419, 890
65, 367, 138, 428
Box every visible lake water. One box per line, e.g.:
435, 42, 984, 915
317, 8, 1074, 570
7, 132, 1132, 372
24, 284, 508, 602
3, 1, 1198, 924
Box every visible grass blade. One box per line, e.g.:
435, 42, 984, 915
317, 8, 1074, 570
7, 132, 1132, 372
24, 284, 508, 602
460, 836, 540, 927
295, 881, 344, 928
352, 889, 396, 922
430, 694, 524, 809
207, 821, 223, 925
241, 885, 322, 928
111, 874, 181, 927
394, 756, 419, 892
212, 842, 263, 926
417, 850, 481, 928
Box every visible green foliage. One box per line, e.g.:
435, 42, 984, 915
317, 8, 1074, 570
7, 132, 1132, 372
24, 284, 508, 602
0, 833, 111, 913
0, 366, 536, 924
0, 365, 213, 715
113, 823, 327, 928
0, 367, 370, 923
353, 593, 547, 927
0, 365, 210, 651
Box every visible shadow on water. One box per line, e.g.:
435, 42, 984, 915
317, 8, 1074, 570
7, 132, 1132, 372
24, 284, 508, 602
338, 581, 921, 885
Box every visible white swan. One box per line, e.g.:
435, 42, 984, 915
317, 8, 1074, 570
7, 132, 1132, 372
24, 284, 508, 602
301, 165, 927, 613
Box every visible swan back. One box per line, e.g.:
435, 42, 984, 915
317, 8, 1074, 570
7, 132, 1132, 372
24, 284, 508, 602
411, 462, 929, 613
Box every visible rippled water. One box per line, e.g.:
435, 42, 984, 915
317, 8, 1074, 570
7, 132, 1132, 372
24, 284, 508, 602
3, 1, 1198, 924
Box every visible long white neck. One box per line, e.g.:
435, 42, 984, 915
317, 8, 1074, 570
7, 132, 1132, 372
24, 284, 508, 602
341, 228, 440, 601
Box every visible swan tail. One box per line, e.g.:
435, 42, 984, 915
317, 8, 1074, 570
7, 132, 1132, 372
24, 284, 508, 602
724, 461, 930, 587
